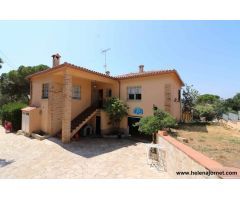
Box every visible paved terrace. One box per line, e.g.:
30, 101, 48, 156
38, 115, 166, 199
0, 126, 169, 178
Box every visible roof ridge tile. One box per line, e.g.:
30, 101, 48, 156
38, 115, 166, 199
26, 62, 183, 86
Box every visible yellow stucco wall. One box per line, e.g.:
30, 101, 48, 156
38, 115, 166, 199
100, 110, 113, 134
21, 107, 41, 134
40, 100, 49, 133
92, 82, 118, 134
120, 74, 181, 118
28, 67, 182, 136
30, 108, 41, 133
98, 73, 182, 133
71, 77, 91, 120
94, 82, 119, 99
119, 74, 182, 131
31, 76, 52, 133
31, 76, 52, 107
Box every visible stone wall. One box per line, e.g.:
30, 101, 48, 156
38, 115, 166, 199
62, 71, 72, 143
49, 82, 63, 135
156, 131, 240, 179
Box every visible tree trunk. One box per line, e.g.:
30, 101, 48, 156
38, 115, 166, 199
116, 121, 122, 139
152, 132, 157, 144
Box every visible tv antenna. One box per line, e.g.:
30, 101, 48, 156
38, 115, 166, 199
101, 48, 111, 73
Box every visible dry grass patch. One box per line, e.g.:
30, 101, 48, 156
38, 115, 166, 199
174, 124, 240, 168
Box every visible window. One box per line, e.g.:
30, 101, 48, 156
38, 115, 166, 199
178, 89, 181, 102
106, 88, 112, 97
127, 86, 142, 100
72, 86, 81, 99
42, 83, 49, 99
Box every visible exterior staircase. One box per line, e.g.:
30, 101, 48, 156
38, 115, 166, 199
70, 105, 98, 138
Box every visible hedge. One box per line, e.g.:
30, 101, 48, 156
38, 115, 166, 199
0, 102, 27, 131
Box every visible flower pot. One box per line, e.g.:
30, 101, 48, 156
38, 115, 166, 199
4, 121, 12, 133
159, 130, 168, 136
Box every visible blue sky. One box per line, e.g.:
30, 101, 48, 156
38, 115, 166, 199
0, 20, 239, 99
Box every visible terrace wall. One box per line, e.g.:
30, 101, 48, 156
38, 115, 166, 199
156, 131, 240, 179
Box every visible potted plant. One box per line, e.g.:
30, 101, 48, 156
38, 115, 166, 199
136, 107, 176, 161
136, 107, 176, 143
103, 97, 129, 138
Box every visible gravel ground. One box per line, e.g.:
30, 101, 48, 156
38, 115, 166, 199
0, 126, 169, 178
176, 124, 240, 168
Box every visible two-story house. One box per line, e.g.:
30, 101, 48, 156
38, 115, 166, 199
21, 54, 184, 143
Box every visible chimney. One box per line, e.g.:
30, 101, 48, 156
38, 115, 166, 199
52, 53, 61, 67
106, 71, 110, 76
139, 65, 144, 73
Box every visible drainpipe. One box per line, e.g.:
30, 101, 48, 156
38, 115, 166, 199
29, 79, 32, 106
118, 80, 121, 99
180, 88, 182, 122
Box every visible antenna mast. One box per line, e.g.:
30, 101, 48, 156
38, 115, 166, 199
101, 48, 111, 73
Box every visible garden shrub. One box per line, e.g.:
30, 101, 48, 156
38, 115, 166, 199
194, 104, 216, 121
103, 97, 128, 135
0, 102, 27, 131
136, 107, 176, 143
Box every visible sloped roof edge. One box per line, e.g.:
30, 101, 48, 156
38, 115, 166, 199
26, 62, 184, 86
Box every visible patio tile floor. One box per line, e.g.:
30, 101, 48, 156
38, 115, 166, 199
0, 126, 169, 178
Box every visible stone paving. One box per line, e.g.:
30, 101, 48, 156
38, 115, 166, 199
0, 126, 170, 178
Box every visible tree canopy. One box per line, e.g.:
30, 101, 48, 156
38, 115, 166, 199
103, 97, 129, 133
194, 93, 239, 121
137, 107, 176, 134
182, 84, 199, 113
194, 94, 222, 120
0, 58, 3, 69
196, 94, 220, 104
181, 84, 239, 121
136, 107, 176, 142
0, 64, 49, 105
229, 93, 240, 111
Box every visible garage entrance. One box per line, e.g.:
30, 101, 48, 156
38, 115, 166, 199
128, 117, 140, 136
128, 117, 151, 141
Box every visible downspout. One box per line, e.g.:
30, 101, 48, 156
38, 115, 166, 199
29, 79, 32, 106
180, 88, 182, 122
118, 79, 121, 99
118, 79, 125, 135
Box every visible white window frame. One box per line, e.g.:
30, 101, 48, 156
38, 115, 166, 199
72, 85, 81, 99
127, 86, 142, 100
42, 83, 49, 99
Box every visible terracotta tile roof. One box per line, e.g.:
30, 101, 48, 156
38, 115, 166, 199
116, 69, 184, 85
26, 63, 66, 79
27, 62, 184, 86
116, 69, 174, 78
27, 62, 117, 80
64, 62, 117, 80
